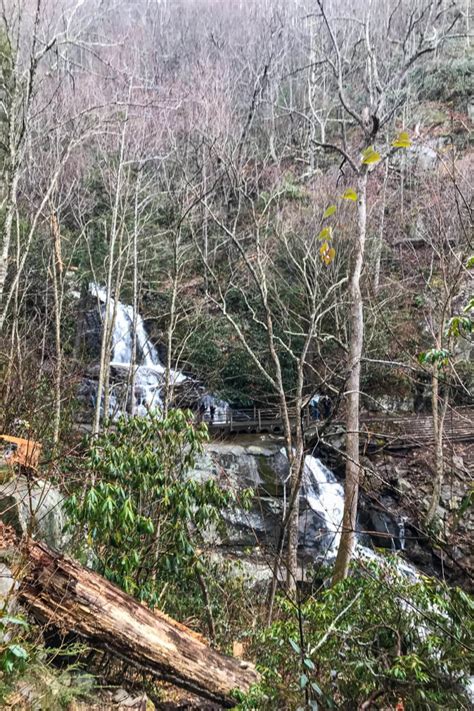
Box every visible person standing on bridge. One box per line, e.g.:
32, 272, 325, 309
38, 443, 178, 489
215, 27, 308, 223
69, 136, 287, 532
320, 395, 332, 419
309, 395, 321, 421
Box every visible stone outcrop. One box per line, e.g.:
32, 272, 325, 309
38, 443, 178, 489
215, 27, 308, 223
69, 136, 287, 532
359, 441, 474, 590
0, 476, 68, 551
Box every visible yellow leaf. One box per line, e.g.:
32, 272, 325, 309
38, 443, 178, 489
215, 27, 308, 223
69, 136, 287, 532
319, 241, 329, 256
342, 188, 358, 201
392, 131, 412, 148
323, 204, 337, 219
323, 247, 336, 265
361, 145, 381, 165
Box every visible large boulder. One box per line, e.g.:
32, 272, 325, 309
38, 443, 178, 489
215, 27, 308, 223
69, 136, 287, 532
0, 476, 67, 550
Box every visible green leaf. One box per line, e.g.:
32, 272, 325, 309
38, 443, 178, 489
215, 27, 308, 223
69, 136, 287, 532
318, 226, 333, 240
311, 681, 323, 696
392, 131, 412, 148
304, 657, 316, 671
419, 348, 450, 366
8, 644, 28, 659
289, 638, 301, 654
361, 145, 381, 165
323, 205, 337, 219
341, 188, 357, 201
300, 673, 309, 689
1, 616, 28, 628
466, 255, 474, 269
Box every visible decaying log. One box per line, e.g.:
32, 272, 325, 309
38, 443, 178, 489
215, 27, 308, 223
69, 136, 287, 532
18, 539, 259, 707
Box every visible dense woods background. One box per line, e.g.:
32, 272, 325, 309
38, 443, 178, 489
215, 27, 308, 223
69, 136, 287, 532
0, 0, 472, 709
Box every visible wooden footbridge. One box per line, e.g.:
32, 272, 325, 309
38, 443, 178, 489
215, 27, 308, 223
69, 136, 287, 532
206, 406, 474, 451
354, 406, 474, 451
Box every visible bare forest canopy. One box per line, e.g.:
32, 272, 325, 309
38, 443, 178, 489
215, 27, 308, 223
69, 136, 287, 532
0, 0, 473, 708
0, 0, 472, 422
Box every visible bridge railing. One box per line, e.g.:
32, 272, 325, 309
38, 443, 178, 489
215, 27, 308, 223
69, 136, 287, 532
202, 406, 304, 432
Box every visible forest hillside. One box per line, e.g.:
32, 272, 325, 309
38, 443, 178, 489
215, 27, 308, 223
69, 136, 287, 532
0, 1, 473, 709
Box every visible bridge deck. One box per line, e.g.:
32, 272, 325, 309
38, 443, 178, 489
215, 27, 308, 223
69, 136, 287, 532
355, 406, 474, 450
206, 406, 474, 450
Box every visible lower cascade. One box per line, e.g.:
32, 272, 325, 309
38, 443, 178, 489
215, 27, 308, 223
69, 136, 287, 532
303, 454, 345, 555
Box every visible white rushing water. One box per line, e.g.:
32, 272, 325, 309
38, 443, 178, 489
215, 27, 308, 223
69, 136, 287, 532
92, 285, 187, 417
302, 453, 417, 576
303, 454, 345, 555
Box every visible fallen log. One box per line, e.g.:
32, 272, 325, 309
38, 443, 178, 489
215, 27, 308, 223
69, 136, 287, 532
17, 539, 259, 707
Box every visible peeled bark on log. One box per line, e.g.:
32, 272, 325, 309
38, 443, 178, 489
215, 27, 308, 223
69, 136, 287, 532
18, 539, 258, 707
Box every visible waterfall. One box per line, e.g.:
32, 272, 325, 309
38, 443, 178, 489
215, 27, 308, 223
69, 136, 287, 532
91, 284, 186, 417
302, 454, 417, 576
303, 455, 345, 555
398, 516, 407, 551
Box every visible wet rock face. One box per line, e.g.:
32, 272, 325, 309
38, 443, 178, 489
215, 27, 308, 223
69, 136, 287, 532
360, 442, 474, 590
190, 438, 344, 564
191, 440, 284, 550
0, 477, 68, 551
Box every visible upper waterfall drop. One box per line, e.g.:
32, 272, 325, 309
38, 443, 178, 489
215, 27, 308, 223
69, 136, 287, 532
91, 284, 186, 417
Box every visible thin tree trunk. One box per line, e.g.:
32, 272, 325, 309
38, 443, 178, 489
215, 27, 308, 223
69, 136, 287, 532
332, 170, 367, 585
93, 97, 130, 435
373, 157, 389, 294
425, 367, 449, 524
0, 172, 19, 315
286, 447, 304, 591
92, 222, 113, 437
0, 43, 21, 317
50, 212, 63, 445
2, 216, 21, 423
129, 174, 140, 416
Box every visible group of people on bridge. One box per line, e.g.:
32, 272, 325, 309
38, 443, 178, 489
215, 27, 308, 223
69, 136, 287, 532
308, 394, 332, 421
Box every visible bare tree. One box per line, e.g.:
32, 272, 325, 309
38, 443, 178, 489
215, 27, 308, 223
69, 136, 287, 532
189, 143, 348, 600
311, 0, 464, 583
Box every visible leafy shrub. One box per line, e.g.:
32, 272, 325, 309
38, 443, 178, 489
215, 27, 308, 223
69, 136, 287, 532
0, 613, 29, 676
66, 410, 249, 614
237, 557, 473, 710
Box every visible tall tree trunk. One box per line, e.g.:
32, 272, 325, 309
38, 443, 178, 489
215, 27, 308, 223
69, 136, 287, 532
129, 174, 140, 416
0, 172, 19, 317
332, 170, 367, 585
92, 97, 130, 435
286, 446, 304, 591
92, 222, 114, 437
163, 231, 179, 416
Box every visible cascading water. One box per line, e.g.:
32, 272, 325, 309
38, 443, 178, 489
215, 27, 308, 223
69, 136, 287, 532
89, 286, 415, 577
398, 516, 407, 551
303, 455, 345, 555
301, 453, 417, 576
92, 285, 187, 417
